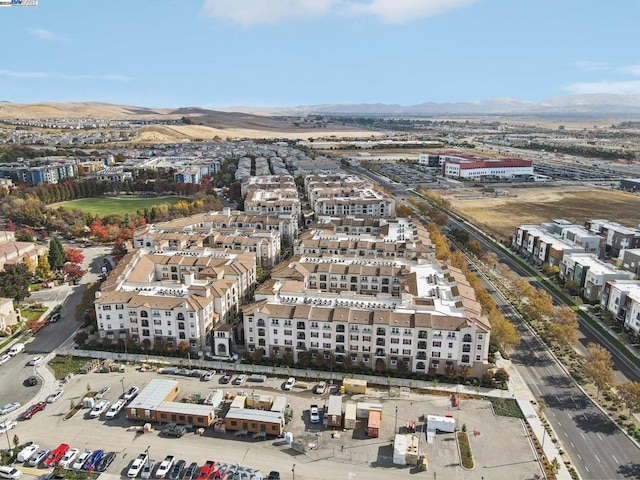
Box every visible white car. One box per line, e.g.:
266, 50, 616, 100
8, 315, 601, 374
17, 444, 39, 463
89, 399, 110, 418
95, 386, 110, 400
0, 419, 17, 434
284, 377, 296, 390
28, 356, 44, 366
72, 450, 92, 471
310, 405, 320, 423
46, 389, 64, 403
0, 402, 20, 415
58, 448, 80, 469
0, 465, 22, 479
123, 386, 139, 401
127, 452, 149, 478
155, 455, 174, 478
314, 382, 327, 394
233, 374, 246, 385
0, 354, 10, 366
105, 399, 126, 420
140, 460, 155, 479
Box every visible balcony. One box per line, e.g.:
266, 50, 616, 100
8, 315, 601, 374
417, 352, 427, 360
296, 342, 307, 351
297, 333, 306, 340
257, 320, 266, 327
375, 349, 385, 357
336, 325, 345, 333
376, 339, 385, 346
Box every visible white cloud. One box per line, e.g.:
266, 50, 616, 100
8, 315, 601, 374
202, 0, 478, 26
618, 65, 640, 76
28, 28, 67, 42
0, 70, 131, 82
564, 80, 640, 95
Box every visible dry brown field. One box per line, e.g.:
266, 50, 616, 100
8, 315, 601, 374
446, 185, 640, 240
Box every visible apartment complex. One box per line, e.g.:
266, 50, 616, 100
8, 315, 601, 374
242, 255, 491, 376
0, 231, 47, 272
94, 247, 256, 355
304, 173, 395, 218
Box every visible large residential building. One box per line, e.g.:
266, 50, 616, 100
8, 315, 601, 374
601, 280, 640, 341
242, 255, 491, 376
133, 217, 281, 269
0, 231, 47, 272
296, 216, 434, 261
241, 175, 297, 197
584, 219, 640, 257
560, 252, 634, 303
94, 247, 256, 355
0, 161, 79, 185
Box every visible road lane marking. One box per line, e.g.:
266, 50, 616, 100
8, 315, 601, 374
567, 413, 572, 419
594, 454, 601, 463
565, 432, 568, 437
612, 455, 619, 463
577, 454, 582, 460
580, 433, 585, 440
597, 433, 603, 441
571, 442, 575, 448
585, 466, 589, 472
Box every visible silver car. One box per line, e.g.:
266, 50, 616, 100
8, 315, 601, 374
27, 448, 50, 467
0, 402, 20, 415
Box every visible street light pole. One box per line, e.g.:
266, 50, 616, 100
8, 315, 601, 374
120, 377, 125, 397
394, 406, 398, 433
4, 425, 10, 451
292, 463, 295, 480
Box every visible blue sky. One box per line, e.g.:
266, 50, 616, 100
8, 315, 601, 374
1, 0, 639, 107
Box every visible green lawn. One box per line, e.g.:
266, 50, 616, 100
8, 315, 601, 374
48, 355, 91, 380
54, 196, 188, 215
20, 307, 46, 323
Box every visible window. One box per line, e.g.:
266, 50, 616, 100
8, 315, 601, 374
448, 342, 454, 348
403, 339, 412, 345
391, 338, 399, 344
432, 341, 441, 348
461, 355, 470, 363
363, 355, 370, 363
463, 334, 472, 342
432, 352, 440, 358
476, 355, 481, 361
377, 328, 385, 336
284, 330, 292, 336
362, 336, 371, 342
462, 345, 471, 353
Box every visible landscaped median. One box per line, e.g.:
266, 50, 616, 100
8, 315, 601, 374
456, 426, 474, 469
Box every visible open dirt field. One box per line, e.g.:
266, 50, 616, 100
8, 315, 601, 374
447, 185, 640, 240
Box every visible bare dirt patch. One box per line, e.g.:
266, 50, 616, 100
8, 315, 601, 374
447, 185, 640, 240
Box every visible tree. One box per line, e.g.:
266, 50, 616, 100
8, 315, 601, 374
23, 256, 35, 274
489, 308, 521, 352
468, 240, 484, 258
523, 289, 554, 322
48, 237, 66, 270
494, 368, 510, 384
63, 263, 87, 282
548, 306, 579, 348
35, 255, 51, 280
15, 228, 35, 242
0, 263, 31, 302
64, 247, 84, 264
583, 343, 616, 399
617, 381, 640, 416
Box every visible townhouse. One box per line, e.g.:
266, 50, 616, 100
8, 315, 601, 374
95, 247, 256, 355
560, 252, 634, 303
242, 255, 491, 376
601, 279, 640, 341
0, 230, 47, 272
584, 219, 640, 257
619, 248, 640, 276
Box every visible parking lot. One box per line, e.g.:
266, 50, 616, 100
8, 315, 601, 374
7, 365, 542, 479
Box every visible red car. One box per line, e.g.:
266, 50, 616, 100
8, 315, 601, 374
197, 460, 216, 480
220, 371, 233, 384
44, 443, 69, 467
22, 401, 46, 420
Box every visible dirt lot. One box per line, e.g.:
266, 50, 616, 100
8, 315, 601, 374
11, 366, 541, 480
447, 185, 640, 241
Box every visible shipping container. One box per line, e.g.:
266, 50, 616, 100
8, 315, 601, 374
367, 410, 381, 438
344, 402, 357, 430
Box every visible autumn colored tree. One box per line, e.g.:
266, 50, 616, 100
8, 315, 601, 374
583, 343, 616, 399
63, 262, 87, 282
64, 247, 84, 265
523, 288, 554, 323
548, 306, 579, 348
4, 220, 15, 231
23, 256, 35, 274
35, 255, 51, 280
89, 218, 109, 241
468, 240, 484, 258
489, 307, 521, 352
617, 381, 640, 416
396, 204, 413, 217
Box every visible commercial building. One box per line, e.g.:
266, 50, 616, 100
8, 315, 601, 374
125, 379, 215, 427
430, 153, 533, 180
620, 178, 640, 193
94, 247, 256, 355
242, 254, 491, 377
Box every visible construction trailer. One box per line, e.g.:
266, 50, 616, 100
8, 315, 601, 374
341, 378, 367, 394
367, 410, 381, 438
356, 402, 383, 419
393, 434, 408, 465
344, 402, 357, 430
270, 396, 287, 414
326, 395, 343, 429
224, 408, 285, 436
425, 414, 456, 444
230, 394, 247, 410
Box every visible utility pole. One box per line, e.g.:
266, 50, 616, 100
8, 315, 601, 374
394, 406, 398, 433
292, 463, 295, 480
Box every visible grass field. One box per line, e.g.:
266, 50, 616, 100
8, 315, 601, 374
448, 186, 640, 241
54, 196, 187, 215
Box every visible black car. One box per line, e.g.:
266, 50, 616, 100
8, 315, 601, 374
26, 376, 38, 386
168, 459, 186, 480
267, 472, 281, 480
96, 451, 116, 472
183, 462, 198, 480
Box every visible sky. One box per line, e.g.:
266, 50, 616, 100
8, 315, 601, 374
1, 0, 640, 108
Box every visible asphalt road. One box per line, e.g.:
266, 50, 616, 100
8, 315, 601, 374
0, 351, 43, 416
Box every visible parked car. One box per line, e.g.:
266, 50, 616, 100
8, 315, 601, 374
200, 371, 214, 382
49, 312, 61, 323
196, 460, 215, 480
140, 460, 156, 479
105, 399, 126, 419
314, 382, 327, 394
123, 386, 139, 401
22, 401, 46, 420
72, 450, 92, 471
46, 389, 64, 403
220, 371, 233, 384
43, 444, 70, 467
84, 450, 104, 471
28, 356, 44, 366
96, 451, 116, 472
27, 448, 50, 467
155, 455, 175, 478
7, 343, 25, 356
0, 419, 16, 433
284, 377, 296, 390
0, 402, 20, 415
310, 405, 320, 423
58, 448, 80, 469
0, 466, 22, 479
127, 452, 148, 478
267, 472, 281, 480
16, 444, 39, 463
25, 376, 37, 387
95, 386, 110, 400
163, 423, 187, 438
89, 399, 110, 418
0, 354, 10, 366
168, 459, 186, 480
183, 462, 198, 480
233, 374, 246, 385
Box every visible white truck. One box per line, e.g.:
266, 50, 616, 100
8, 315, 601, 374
89, 399, 110, 418
105, 399, 126, 420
